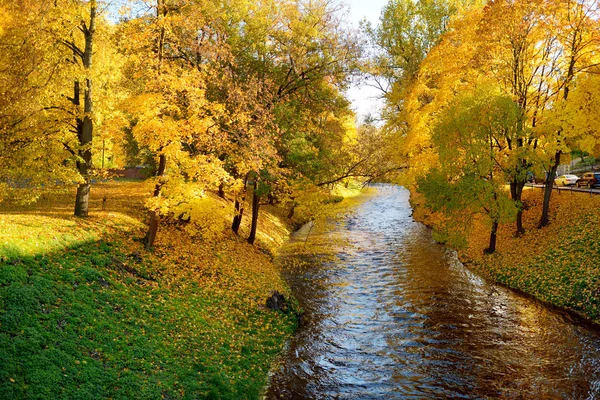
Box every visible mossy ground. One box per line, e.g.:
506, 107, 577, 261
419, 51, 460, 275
0, 181, 297, 399
414, 186, 600, 323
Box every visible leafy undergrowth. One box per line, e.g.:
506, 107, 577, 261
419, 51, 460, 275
459, 188, 600, 323
0, 181, 297, 399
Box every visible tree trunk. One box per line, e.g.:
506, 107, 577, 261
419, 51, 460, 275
509, 178, 526, 236
538, 32, 575, 229
146, 210, 159, 250
74, 113, 93, 216
539, 151, 561, 229
484, 220, 499, 254
74, 183, 90, 216
247, 180, 260, 245
218, 181, 225, 199
74, 1, 96, 217
231, 199, 243, 234
145, 154, 167, 250
231, 174, 248, 234
287, 203, 295, 219
144, 0, 169, 249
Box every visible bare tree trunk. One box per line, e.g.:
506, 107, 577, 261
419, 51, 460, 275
509, 178, 526, 236
74, 1, 96, 217
484, 220, 499, 254
145, 154, 167, 249
287, 202, 295, 219
539, 151, 561, 229
232, 174, 248, 234
218, 181, 225, 199
247, 180, 260, 245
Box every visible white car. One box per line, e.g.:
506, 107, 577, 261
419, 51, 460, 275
554, 174, 578, 186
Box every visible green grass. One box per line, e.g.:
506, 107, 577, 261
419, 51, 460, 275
0, 181, 297, 399
0, 238, 296, 399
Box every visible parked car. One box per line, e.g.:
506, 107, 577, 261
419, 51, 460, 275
576, 172, 600, 188
554, 174, 579, 186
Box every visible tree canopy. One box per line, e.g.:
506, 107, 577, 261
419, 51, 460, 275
0, 0, 391, 247
1, 0, 598, 251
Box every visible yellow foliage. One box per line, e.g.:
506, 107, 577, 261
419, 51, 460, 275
0, 181, 148, 259
0, 6, 10, 35
0, 179, 292, 296
175, 195, 231, 241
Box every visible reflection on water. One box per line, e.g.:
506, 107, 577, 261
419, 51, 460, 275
267, 185, 600, 399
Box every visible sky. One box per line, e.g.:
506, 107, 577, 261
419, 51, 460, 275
344, 0, 389, 122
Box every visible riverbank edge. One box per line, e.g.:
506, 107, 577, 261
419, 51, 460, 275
262, 185, 380, 395
1, 180, 378, 399
407, 187, 600, 326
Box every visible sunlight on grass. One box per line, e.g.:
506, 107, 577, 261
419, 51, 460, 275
0, 212, 145, 261
0, 180, 298, 399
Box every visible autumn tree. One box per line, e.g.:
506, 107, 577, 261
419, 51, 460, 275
558, 73, 600, 158
366, 0, 467, 105
199, 0, 362, 244
0, 1, 72, 202
417, 0, 573, 235
118, 0, 230, 248
60, 0, 98, 216
398, 0, 586, 235
418, 86, 519, 253
0, 0, 119, 210
253, 0, 360, 241
362, 0, 487, 192
536, 0, 600, 227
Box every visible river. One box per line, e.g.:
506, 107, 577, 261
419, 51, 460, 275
266, 185, 600, 399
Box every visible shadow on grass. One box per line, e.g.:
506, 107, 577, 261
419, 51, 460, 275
0, 238, 293, 400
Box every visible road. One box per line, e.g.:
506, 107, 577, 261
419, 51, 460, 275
526, 183, 600, 195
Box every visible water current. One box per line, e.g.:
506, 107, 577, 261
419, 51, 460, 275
266, 185, 600, 399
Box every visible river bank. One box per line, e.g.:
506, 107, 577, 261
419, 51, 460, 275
410, 186, 600, 325
0, 181, 299, 399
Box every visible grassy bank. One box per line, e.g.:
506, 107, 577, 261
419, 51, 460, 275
413, 186, 600, 323
0, 181, 298, 399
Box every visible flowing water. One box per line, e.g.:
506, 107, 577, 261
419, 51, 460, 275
266, 185, 600, 399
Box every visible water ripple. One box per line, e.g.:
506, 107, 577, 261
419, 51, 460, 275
268, 185, 600, 399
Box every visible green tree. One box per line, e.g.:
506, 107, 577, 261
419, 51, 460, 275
418, 86, 519, 253
205, 0, 362, 243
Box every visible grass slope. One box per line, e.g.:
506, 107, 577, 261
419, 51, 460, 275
0, 181, 297, 399
415, 186, 600, 323
461, 188, 600, 322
